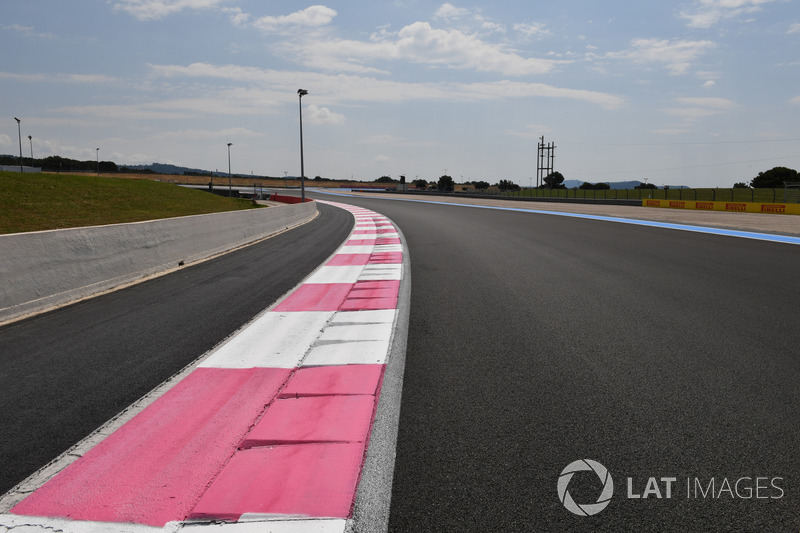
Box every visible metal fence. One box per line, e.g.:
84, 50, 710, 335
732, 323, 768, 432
475, 187, 800, 204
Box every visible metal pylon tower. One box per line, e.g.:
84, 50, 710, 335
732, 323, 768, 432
536, 136, 555, 188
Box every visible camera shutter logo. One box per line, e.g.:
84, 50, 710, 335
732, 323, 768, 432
558, 459, 614, 516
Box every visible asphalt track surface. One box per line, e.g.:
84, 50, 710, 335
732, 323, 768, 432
3, 194, 800, 532
0, 203, 353, 497
310, 192, 800, 532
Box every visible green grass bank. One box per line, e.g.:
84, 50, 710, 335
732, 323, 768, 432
0, 172, 259, 235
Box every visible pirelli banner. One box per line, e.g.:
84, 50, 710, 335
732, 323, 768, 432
643, 199, 800, 215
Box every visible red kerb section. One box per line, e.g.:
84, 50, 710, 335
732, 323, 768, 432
12, 368, 291, 527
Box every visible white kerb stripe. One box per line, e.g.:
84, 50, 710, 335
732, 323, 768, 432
303, 340, 390, 366
304, 265, 364, 284
200, 312, 333, 369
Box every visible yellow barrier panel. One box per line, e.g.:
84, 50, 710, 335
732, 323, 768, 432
642, 199, 800, 215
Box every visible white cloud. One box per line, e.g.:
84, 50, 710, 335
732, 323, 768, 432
665, 96, 737, 122
151, 127, 262, 141
358, 134, 435, 146
675, 97, 736, 109
791, 95, 800, 105
0, 133, 12, 148
680, 0, 779, 28
294, 21, 562, 76
147, 62, 625, 109
607, 38, 717, 75
434, 3, 473, 20
250, 5, 337, 32
788, 23, 800, 34
1, 24, 57, 39
305, 104, 345, 125
53, 103, 190, 121
702, 80, 716, 88
505, 124, 552, 139
113, 0, 228, 21
223, 7, 250, 26
0, 72, 118, 84
513, 22, 550, 40
458, 80, 624, 109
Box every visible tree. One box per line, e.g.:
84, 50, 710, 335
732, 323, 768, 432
579, 182, 610, 190
750, 166, 798, 188
374, 176, 396, 183
733, 182, 750, 188
437, 175, 454, 191
542, 172, 565, 189
496, 179, 520, 191
411, 179, 428, 189
471, 180, 490, 190
634, 182, 657, 190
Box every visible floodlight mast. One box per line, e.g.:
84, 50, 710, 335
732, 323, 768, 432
298, 89, 308, 203
14, 118, 22, 173
227, 142, 233, 197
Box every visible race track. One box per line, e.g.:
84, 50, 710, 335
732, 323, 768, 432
3, 191, 799, 531
0, 203, 352, 497
315, 192, 800, 532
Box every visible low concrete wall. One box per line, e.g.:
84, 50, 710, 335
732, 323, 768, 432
0, 201, 317, 324
0, 166, 41, 173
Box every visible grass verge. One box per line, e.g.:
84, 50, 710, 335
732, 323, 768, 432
0, 171, 261, 235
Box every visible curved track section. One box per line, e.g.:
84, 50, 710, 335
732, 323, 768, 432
315, 191, 800, 532
1, 202, 409, 532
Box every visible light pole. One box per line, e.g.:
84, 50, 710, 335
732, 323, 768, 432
297, 89, 308, 202
14, 117, 22, 173
227, 142, 233, 197
28, 135, 33, 167
96, 148, 100, 175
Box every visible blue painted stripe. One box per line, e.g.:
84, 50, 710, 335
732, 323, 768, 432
312, 189, 800, 246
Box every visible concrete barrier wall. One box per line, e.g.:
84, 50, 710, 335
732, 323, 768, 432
0, 201, 317, 324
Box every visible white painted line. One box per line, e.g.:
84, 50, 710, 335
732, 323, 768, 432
373, 244, 403, 252
305, 265, 364, 284
0, 514, 168, 533
303, 340, 390, 366
339, 245, 375, 254
200, 312, 334, 369
348, 232, 399, 239
358, 264, 403, 281
317, 322, 394, 343
182, 518, 347, 532
331, 310, 396, 324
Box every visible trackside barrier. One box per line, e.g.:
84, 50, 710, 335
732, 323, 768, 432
269, 194, 314, 204
643, 199, 800, 215
0, 201, 317, 324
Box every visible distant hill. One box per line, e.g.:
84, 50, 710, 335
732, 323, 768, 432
562, 179, 687, 189
122, 163, 215, 176
563, 179, 643, 189
121, 162, 281, 179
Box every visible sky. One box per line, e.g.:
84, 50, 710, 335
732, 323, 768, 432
1, 0, 799, 187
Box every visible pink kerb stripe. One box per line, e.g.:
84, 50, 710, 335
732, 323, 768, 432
12, 368, 291, 527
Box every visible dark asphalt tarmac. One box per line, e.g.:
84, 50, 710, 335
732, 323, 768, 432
0, 203, 352, 496
316, 193, 800, 532
4, 193, 800, 531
